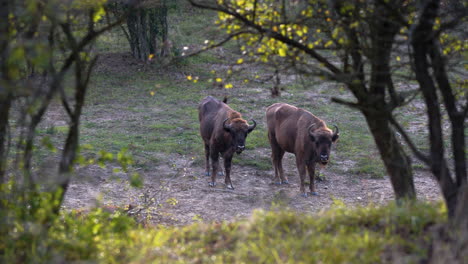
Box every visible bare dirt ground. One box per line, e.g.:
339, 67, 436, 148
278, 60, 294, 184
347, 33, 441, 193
62, 152, 441, 226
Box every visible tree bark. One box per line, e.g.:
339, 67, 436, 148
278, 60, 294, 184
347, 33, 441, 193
0, 97, 10, 182
0, 0, 11, 182
360, 3, 417, 200
363, 110, 416, 200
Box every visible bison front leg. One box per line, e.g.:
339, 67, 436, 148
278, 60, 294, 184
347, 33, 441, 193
269, 135, 288, 184
223, 154, 234, 190
307, 163, 318, 196
295, 158, 308, 197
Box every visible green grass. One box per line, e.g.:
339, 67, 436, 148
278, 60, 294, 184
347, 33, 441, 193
238, 154, 272, 171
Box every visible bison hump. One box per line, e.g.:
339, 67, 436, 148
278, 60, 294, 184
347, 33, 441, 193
228, 111, 242, 120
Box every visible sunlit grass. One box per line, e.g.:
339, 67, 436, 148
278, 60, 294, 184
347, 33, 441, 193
38, 200, 445, 263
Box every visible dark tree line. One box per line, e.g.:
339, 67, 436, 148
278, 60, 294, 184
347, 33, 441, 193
109, 0, 171, 61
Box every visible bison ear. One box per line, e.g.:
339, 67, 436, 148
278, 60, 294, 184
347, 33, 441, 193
332, 133, 339, 143
332, 125, 339, 143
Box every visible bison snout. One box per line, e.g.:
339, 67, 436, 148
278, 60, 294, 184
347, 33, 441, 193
236, 145, 245, 154
320, 154, 329, 165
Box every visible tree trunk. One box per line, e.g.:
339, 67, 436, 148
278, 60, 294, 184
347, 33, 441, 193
0, 0, 10, 182
410, 0, 463, 218
119, 3, 169, 61
360, 5, 417, 200
363, 110, 416, 200
0, 97, 10, 182
54, 57, 95, 214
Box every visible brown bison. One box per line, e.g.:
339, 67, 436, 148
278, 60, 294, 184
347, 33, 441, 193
266, 103, 339, 197
198, 96, 256, 189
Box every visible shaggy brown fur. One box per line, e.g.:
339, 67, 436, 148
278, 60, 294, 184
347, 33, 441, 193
266, 103, 339, 197
198, 96, 256, 189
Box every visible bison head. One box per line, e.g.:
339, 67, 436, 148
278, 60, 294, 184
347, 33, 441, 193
223, 118, 256, 154
309, 125, 339, 165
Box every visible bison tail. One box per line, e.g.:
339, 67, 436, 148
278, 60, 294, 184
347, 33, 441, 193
223, 96, 228, 104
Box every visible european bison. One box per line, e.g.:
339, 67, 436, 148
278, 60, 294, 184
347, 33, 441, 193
198, 96, 256, 189
266, 103, 339, 197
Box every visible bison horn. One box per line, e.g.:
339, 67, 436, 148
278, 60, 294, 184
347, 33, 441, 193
333, 125, 339, 135
248, 119, 257, 133
308, 123, 317, 135
223, 118, 231, 132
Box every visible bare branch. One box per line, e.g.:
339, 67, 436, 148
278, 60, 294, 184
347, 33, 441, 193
181, 30, 254, 58
331, 97, 363, 110
388, 115, 430, 164
60, 88, 73, 118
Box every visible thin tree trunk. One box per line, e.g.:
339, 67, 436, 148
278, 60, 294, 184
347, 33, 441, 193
54, 57, 95, 214
0, 97, 10, 182
158, 1, 168, 57
410, 0, 462, 217
0, 0, 11, 182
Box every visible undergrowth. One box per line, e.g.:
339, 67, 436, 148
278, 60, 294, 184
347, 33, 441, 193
0, 185, 446, 264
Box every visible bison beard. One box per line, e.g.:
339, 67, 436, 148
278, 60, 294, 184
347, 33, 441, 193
266, 103, 339, 197
198, 96, 256, 189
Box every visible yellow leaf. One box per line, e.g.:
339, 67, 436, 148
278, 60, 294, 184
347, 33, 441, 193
237, 58, 244, 64
216, 78, 223, 82
150, 91, 155, 96
187, 75, 193, 81
93, 6, 105, 23
278, 48, 286, 57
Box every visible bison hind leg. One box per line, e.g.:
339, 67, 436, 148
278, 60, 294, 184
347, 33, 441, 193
269, 137, 286, 185
204, 172, 223, 177
204, 144, 210, 176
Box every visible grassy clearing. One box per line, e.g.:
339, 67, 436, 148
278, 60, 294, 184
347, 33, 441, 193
3, 200, 443, 263
30, 1, 431, 180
